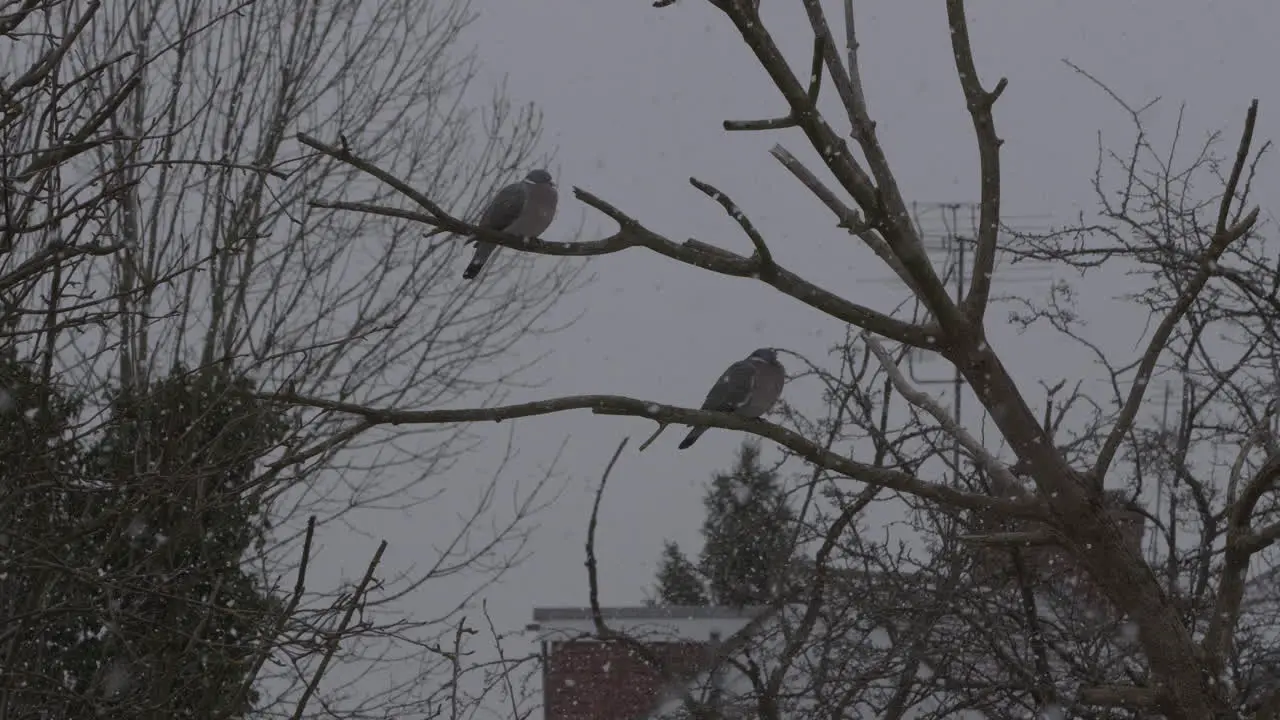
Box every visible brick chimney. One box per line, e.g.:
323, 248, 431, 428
531, 607, 765, 720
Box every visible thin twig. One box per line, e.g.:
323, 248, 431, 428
1093, 101, 1261, 481
225, 515, 316, 719
862, 332, 1028, 497
482, 600, 524, 720
584, 437, 724, 720
586, 436, 629, 633
289, 537, 388, 720
638, 424, 668, 452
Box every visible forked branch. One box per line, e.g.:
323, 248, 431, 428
723, 36, 825, 132
945, 0, 1008, 325
689, 177, 774, 272
1204, 449, 1280, 674
300, 133, 936, 348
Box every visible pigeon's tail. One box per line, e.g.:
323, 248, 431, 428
677, 427, 706, 450
462, 240, 494, 280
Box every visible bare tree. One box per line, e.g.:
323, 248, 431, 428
283, 0, 1280, 717
1, 0, 580, 716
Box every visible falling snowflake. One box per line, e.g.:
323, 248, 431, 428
1040, 704, 1066, 720
126, 516, 148, 539
101, 659, 131, 697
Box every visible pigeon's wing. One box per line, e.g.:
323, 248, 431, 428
475, 182, 527, 231
700, 360, 756, 412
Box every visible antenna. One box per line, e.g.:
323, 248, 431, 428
877, 201, 1057, 483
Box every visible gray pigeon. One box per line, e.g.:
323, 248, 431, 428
461, 169, 558, 280
679, 348, 786, 450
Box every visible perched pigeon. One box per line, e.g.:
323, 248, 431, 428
461, 169, 558, 280
679, 348, 786, 450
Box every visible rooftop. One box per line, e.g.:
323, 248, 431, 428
531, 605, 769, 622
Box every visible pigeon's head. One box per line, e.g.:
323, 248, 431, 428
749, 348, 780, 365
524, 169, 554, 186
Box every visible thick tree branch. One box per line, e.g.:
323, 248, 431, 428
1204, 449, 1280, 674
958, 530, 1056, 545
256, 390, 1046, 519
804, 0, 965, 330
303, 136, 937, 348
723, 36, 824, 132
709, 1, 961, 327
767, 145, 865, 232
1092, 100, 1261, 480
945, 0, 1008, 325
1244, 519, 1280, 553
952, 302, 1219, 720
1078, 684, 1161, 709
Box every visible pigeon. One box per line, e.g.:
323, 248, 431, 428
461, 169, 558, 280
678, 348, 786, 450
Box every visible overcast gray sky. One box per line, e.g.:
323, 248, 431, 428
327, 0, 1280, 705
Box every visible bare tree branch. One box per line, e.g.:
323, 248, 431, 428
1093, 99, 1261, 480
300, 133, 939, 348
255, 389, 1045, 518
863, 332, 1026, 497
944, 0, 1008, 325
290, 539, 388, 720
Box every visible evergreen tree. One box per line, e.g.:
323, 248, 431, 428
654, 539, 709, 606
0, 353, 95, 715
698, 441, 795, 607
0, 362, 285, 718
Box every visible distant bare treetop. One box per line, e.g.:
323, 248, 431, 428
1, 0, 580, 716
